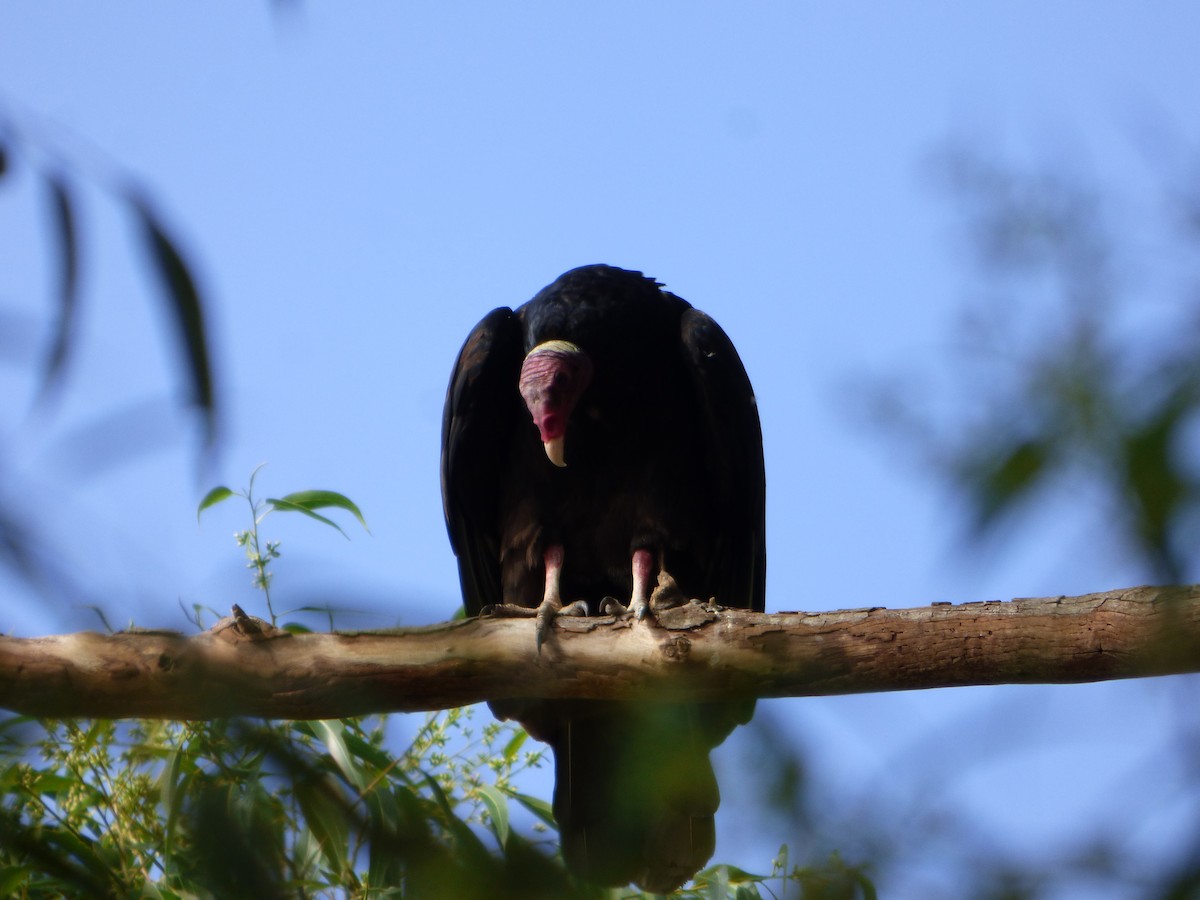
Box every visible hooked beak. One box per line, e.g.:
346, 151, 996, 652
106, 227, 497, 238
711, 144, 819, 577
544, 435, 567, 467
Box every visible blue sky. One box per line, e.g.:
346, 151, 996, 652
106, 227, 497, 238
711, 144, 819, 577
3, 4, 1200, 895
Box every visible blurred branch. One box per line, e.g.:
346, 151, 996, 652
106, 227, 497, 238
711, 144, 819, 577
2, 585, 1198, 719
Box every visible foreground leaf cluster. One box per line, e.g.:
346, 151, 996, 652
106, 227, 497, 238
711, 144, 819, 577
0, 711, 544, 898
0, 711, 870, 899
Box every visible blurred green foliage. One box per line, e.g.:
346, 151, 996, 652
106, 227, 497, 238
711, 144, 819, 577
875, 143, 1200, 586
0, 712, 872, 898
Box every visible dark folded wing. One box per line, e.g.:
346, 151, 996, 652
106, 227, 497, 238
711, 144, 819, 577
679, 308, 767, 613
440, 307, 523, 616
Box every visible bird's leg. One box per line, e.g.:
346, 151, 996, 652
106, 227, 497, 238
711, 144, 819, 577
600, 548, 655, 620
630, 548, 654, 620
534, 544, 588, 650
534, 544, 565, 646
478, 545, 587, 647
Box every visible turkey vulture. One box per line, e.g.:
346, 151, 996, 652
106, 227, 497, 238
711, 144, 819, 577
441, 264, 766, 892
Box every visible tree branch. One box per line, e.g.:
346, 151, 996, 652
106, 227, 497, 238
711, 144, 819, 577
2, 585, 1198, 720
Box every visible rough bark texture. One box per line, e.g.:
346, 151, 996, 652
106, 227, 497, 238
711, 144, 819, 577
1, 585, 1198, 720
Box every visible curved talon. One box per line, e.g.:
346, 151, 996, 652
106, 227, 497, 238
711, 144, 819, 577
534, 597, 590, 650
535, 600, 557, 651
599, 595, 652, 620
600, 596, 627, 616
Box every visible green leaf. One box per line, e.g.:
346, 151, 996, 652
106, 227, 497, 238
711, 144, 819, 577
39, 170, 80, 402
196, 486, 235, 520
312, 720, 365, 790
706, 862, 728, 900
275, 490, 369, 533
160, 746, 187, 844
293, 778, 350, 876
0, 868, 31, 897
422, 774, 491, 861
695, 863, 768, 886
129, 193, 217, 447
772, 843, 788, 875
721, 864, 767, 883
501, 728, 527, 763
508, 790, 557, 830
30, 771, 76, 795
338, 727, 394, 771
476, 784, 509, 848
266, 497, 347, 537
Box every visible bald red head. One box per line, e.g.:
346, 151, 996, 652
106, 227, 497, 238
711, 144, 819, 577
519, 341, 593, 466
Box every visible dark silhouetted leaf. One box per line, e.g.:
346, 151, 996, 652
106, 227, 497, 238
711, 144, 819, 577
293, 777, 351, 877
1120, 387, 1194, 582
38, 170, 80, 403
0, 866, 27, 896
160, 745, 186, 844
184, 781, 286, 897
967, 439, 1048, 532
421, 773, 490, 863
129, 194, 216, 447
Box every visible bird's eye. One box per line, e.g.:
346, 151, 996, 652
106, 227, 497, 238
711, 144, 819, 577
552, 371, 569, 387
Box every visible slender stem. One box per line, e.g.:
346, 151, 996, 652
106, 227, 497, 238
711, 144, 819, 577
245, 494, 277, 625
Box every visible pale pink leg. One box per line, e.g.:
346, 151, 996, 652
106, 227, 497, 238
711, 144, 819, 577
600, 548, 657, 619
535, 544, 586, 649
629, 548, 655, 620
542, 544, 564, 606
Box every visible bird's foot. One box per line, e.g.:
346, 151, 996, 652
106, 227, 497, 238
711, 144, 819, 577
477, 598, 587, 649
535, 596, 589, 651
601, 569, 691, 620
599, 595, 651, 620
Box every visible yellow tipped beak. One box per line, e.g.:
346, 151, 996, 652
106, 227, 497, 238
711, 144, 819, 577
544, 436, 567, 468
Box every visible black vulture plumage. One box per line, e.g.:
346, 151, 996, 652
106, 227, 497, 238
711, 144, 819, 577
441, 264, 766, 892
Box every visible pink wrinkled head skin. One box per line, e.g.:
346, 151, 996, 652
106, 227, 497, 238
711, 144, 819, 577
518, 341, 593, 445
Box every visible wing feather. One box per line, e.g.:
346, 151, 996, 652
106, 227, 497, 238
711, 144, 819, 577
441, 307, 524, 615
679, 309, 766, 612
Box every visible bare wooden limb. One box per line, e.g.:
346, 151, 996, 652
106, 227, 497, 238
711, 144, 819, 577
2, 585, 1198, 720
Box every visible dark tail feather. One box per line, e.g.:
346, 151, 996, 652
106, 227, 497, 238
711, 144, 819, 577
552, 703, 720, 893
